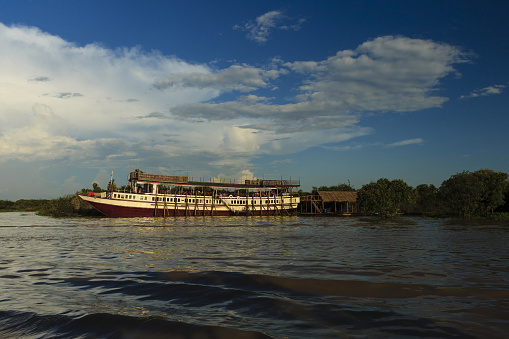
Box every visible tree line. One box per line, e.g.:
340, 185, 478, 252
2, 168, 508, 219
304, 169, 509, 218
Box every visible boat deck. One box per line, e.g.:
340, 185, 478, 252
131, 171, 300, 189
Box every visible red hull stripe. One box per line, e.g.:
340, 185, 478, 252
85, 200, 294, 217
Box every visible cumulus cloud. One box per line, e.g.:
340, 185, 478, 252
0, 22, 216, 158
234, 10, 305, 44
460, 84, 505, 99
0, 21, 470, 199
153, 64, 285, 92
169, 35, 468, 136
286, 36, 468, 113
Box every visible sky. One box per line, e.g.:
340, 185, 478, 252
1, 0, 508, 199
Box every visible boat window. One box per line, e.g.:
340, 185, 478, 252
133, 196, 136, 199
113, 194, 117, 198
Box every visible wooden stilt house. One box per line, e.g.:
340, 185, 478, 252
299, 191, 358, 215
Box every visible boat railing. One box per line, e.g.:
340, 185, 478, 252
188, 177, 300, 187
188, 176, 247, 185
130, 171, 300, 187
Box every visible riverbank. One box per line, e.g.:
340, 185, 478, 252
2, 195, 509, 221
0, 196, 102, 217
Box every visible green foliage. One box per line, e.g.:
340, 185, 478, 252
0, 200, 15, 210
357, 178, 417, 218
81, 182, 106, 194
298, 189, 311, 196
37, 195, 77, 217
496, 182, 509, 212
439, 169, 508, 217
415, 184, 439, 213
92, 182, 103, 192
0, 199, 50, 212
311, 182, 355, 195
37, 195, 102, 217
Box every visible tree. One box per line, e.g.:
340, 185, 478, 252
357, 178, 416, 218
92, 182, 102, 193
439, 171, 481, 218
311, 182, 355, 195
439, 169, 508, 217
474, 169, 508, 216
415, 184, 439, 213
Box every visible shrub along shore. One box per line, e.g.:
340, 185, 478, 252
1, 169, 508, 219
0, 195, 102, 217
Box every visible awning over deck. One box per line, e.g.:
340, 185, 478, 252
317, 191, 357, 202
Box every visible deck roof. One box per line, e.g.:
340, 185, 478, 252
318, 191, 357, 202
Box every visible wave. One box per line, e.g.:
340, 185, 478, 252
54, 270, 480, 338
0, 269, 494, 338
0, 310, 270, 339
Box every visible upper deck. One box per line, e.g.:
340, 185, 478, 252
129, 171, 300, 189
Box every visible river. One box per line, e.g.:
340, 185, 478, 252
0, 212, 508, 338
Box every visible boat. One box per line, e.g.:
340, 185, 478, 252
78, 169, 300, 217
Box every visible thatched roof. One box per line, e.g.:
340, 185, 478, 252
318, 191, 357, 202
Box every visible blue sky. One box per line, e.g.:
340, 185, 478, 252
0, 0, 508, 199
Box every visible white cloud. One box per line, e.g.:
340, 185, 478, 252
0, 22, 469, 199
0, 22, 216, 160
386, 138, 424, 147
460, 84, 505, 99
234, 10, 305, 44
169, 35, 468, 136
287, 36, 468, 113
321, 138, 423, 151
153, 64, 284, 92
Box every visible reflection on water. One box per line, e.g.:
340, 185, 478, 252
0, 212, 508, 338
